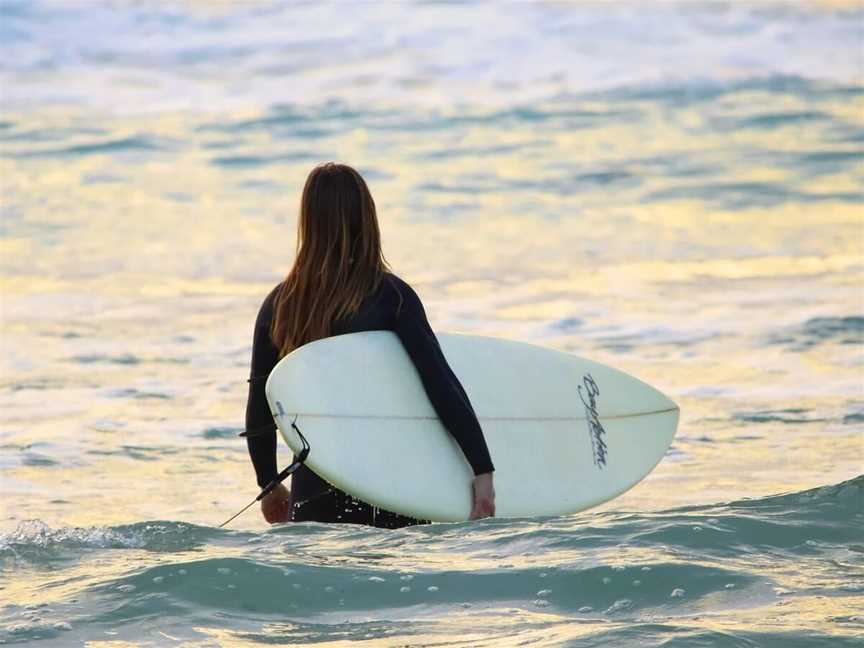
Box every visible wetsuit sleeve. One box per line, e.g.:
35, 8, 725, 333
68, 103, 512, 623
245, 287, 282, 489
392, 281, 495, 476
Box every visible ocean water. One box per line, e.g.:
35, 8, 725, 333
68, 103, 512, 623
1, 1, 862, 645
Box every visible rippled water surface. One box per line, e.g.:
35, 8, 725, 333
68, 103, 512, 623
1, 1, 862, 645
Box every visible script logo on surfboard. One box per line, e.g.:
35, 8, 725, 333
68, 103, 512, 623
578, 374, 608, 468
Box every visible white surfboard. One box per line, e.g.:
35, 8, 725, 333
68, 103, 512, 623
265, 331, 679, 522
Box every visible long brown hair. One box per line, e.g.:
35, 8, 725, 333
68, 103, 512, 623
270, 162, 392, 357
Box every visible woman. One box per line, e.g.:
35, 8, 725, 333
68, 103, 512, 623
244, 162, 496, 528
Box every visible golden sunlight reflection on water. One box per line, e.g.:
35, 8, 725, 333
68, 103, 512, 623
1, 85, 861, 537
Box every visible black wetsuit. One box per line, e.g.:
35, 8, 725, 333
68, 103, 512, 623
244, 271, 495, 528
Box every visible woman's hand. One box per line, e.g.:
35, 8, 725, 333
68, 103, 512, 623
469, 472, 495, 520
261, 483, 292, 524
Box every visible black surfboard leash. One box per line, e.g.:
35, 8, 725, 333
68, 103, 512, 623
219, 414, 310, 528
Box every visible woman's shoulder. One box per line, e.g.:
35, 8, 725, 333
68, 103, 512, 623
264, 281, 284, 303
382, 271, 416, 299
382, 271, 418, 294
381, 271, 424, 315
255, 281, 285, 322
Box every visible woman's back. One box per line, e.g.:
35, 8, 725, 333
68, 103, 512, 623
245, 271, 495, 527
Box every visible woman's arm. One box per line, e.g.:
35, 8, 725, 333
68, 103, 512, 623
244, 286, 282, 489
390, 278, 495, 476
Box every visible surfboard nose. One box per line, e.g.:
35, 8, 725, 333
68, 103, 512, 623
654, 387, 679, 414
